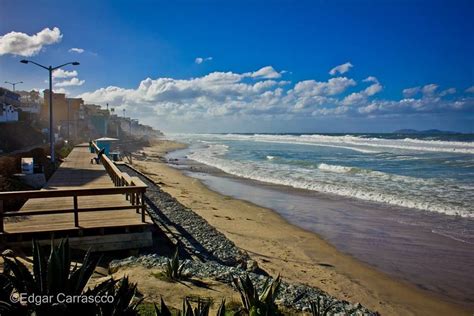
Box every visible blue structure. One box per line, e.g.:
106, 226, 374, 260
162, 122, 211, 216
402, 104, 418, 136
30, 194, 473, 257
94, 137, 118, 156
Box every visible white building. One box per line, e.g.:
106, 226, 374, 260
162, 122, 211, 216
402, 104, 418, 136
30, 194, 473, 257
0, 104, 19, 122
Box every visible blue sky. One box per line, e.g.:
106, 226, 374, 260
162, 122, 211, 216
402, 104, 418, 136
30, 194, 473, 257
1, 0, 473, 133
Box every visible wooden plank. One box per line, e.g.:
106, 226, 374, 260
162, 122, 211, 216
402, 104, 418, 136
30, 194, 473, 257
1, 145, 151, 239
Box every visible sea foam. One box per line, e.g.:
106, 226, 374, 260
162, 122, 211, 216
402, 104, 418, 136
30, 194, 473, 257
187, 143, 473, 218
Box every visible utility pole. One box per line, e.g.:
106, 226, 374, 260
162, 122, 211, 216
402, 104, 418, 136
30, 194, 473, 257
67, 99, 70, 142
4, 81, 23, 92
21, 59, 79, 165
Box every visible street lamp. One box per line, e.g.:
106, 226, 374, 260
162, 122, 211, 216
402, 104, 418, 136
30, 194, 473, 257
4, 81, 23, 92
20, 59, 80, 165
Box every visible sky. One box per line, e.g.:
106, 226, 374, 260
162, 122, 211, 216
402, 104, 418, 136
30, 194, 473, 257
1, 0, 473, 133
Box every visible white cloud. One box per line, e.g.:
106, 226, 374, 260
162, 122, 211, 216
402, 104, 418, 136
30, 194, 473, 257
55, 77, 85, 87
365, 82, 382, 96
342, 77, 382, 106
249, 66, 282, 79
54, 88, 69, 94
292, 77, 356, 97
403, 86, 420, 98
76, 66, 473, 127
329, 62, 353, 76
195, 56, 213, 64
465, 86, 474, 93
52, 69, 78, 79
363, 76, 378, 83
358, 102, 378, 114
421, 83, 438, 96
439, 88, 456, 96
0, 27, 62, 57
69, 47, 84, 53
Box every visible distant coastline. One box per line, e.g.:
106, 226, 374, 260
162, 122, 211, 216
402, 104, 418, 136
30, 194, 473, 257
392, 129, 462, 134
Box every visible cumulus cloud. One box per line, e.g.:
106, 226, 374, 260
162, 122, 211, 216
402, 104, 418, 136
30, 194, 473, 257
0, 27, 62, 56
54, 87, 69, 94
249, 66, 282, 79
69, 47, 84, 53
55, 77, 85, 87
329, 62, 353, 75
342, 76, 382, 105
52, 69, 78, 79
439, 88, 456, 96
465, 86, 474, 93
421, 83, 438, 96
403, 86, 421, 98
76, 66, 473, 126
195, 56, 213, 64
292, 77, 356, 97
404, 84, 457, 99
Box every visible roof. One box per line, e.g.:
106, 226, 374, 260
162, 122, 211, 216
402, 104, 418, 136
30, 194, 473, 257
95, 137, 119, 141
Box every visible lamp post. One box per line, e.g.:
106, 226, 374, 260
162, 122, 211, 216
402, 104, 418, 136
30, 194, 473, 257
20, 60, 79, 165
4, 81, 23, 92
67, 99, 71, 142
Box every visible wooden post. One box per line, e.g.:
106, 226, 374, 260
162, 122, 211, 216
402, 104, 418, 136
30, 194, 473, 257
73, 195, 79, 227
137, 193, 141, 214
0, 200, 4, 233
141, 192, 146, 222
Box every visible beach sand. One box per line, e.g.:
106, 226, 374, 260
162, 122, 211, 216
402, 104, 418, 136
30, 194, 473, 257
132, 139, 469, 316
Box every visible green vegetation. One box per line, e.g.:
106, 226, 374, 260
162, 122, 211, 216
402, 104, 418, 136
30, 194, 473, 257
0, 240, 347, 315
309, 295, 339, 316
216, 299, 226, 316
0, 239, 142, 316
163, 248, 186, 281
233, 274, 282, 316
182, 297, 211, 316
153, 297, 173, 316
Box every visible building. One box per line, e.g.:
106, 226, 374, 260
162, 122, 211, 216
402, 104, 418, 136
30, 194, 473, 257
0, 104, 19, 123
17, 90, 42, 114
83, 104, 110, 137
41, 90, 84, 130
0, 87, 20, 122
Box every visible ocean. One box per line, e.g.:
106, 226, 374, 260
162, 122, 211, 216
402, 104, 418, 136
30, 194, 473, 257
166, 132, 474, 306
170, 133, 474, 218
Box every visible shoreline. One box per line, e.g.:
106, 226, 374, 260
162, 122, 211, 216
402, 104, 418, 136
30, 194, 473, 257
134, 139, 470, 315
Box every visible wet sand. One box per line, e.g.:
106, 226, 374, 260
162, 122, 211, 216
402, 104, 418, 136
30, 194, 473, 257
133, 139, 471, 315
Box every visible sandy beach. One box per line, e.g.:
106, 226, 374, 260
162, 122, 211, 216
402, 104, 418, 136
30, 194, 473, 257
129, 139, 470, 316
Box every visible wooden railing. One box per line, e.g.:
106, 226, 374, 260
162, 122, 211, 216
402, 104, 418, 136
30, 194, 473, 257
0, 142, 148, 233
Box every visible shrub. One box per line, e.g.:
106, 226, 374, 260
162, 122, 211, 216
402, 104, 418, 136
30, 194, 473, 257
0, 239, 141, 316
309, 294, 339, 316
164, 248, 186, 281
233, 274, 282, 316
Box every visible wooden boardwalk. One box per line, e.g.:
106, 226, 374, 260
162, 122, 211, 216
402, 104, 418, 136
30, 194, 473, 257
0, 144, 155, 251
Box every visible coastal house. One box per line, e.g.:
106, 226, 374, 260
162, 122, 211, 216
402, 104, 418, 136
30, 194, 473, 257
0, 104, 19, 123
17, 90, 41, 114
84, 103, 110, 137
0, 87, 20, 123
42, 90, 84, 137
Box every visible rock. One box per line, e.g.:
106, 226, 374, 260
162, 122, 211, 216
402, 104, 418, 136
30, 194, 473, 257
246, 259, 259, 272
111, 165, 378, 316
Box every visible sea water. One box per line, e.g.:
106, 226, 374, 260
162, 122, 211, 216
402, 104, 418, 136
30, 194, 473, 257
166, 132, 474, 306
170, 133, 474, 218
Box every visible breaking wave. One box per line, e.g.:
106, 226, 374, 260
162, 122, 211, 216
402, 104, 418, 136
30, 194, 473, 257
187, 144, 473, 218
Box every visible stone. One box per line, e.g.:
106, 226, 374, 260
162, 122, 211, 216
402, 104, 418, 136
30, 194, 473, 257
246, 259, 259, 272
